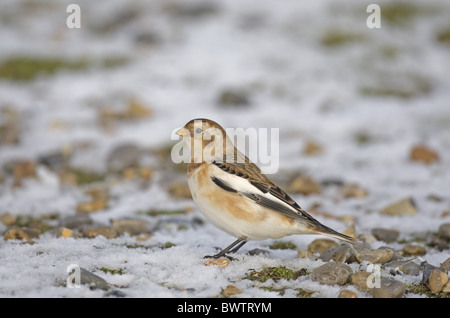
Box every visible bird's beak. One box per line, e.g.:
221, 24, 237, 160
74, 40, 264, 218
176, 127, 188, 137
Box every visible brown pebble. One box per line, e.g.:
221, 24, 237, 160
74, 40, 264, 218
204, 258, 230, 269
410, 144, 439, 164
338, 289, 358, 298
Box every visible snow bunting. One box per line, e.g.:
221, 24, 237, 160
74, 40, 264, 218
176, 118, 358, 259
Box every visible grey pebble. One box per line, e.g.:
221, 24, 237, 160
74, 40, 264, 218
319, 245, 356, 263
370, 279, 406, 298
384, 259, 422, 276
311, 262, 353, 286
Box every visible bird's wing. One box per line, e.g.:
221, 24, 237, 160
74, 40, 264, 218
211, 159, 358, 244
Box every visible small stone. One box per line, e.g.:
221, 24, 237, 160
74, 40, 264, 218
81, 226, 118, 239
371, 228, 400, 243
204, 258, 230, 269
77, 268, 109, 290
350, 271, 372, 291
338, 289, 358, 298
355, 247, 394, 264
370, 279, 406, 298
402, 244, 426, 256
218, 89, 250, 106
339, 184, 368, 198
59, 214, 93, 229
379, 197, 416, 216
168, 182, 192, 199
319, 245, 356, 263
222, 285, 242, 297
12, 160, 36, 186
76, 199, 108, 214
58, 227, 73, 238
297, 250, 318, 260
384, 260, 422, 276
3, 228, 32, 241
0, 212, 16, 226
136, 233, 152, 242
311, 263, 353, 286
302, 141, 323, 156
307, 239, 339, 254
438, 223, 450, 240
3, 228, 40, 242
440, 257, 450, 272
443, 281, 450, 293
107, 143, 141, 172
410, 144, 439, 164
110, 218, 149, 236
287, 175, 321, 195
428, 269, 449, 293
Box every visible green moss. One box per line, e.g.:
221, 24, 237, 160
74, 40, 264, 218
245, 267, 308, 283
436, 27, 450, 44
320, 30, 363, 47
269, 241, 297, 250
406, 283, 450, 298
0, 56, 127, 81
162, 242, 176, 249
15, 213, 59, 233
296, 288, 315, 298
136, 209, 187, 216
98, 267, 124, 275
70, 168, 106, 185
381, 2, 425, 26
259, 286, 287, 295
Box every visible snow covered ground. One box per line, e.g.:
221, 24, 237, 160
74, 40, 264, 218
0, 0, 449, 298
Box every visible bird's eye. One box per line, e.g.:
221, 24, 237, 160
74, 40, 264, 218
195, 128, 202, 134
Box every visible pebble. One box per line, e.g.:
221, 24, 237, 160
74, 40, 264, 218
204, 258, 230, 269
371, 228, 400, 243
302, 141, 323, 156
307, 238, 339, 254
58, 227, 73, 238
0, 212, 16, 226
297, 250, 318, 260
110, 218, 149, 236
107, 143, 141, 172
350, 271, 371, 291
369, 279, 406, 298
59, 214, 93, 229
168, 182, 192, 199
384, 260, 422, 276
428, 269, 449, 293
379, 197, 416, 216
78, 267, 110, 290
402, 244, 426, 256
355, 247, 394, 264
410, 144, 439, 164
287, 175, 321, 195
81, 226, 118, 239
218, 89, 250, 106
311, 263, 353, 286
338, 183, 368, 198
76, 198, 108, 214
440, 257, 450, 272
338, 289, 358, 298
438, 223, 450, 240
319, 245, 355, 263
3, 228, 40, 242
222, 285, 243, 297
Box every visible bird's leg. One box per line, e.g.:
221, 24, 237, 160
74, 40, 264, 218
204, 237, 247, 260
230, 240, 247, 253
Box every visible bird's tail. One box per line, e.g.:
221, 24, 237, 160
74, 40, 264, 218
309, 222, 361, 245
